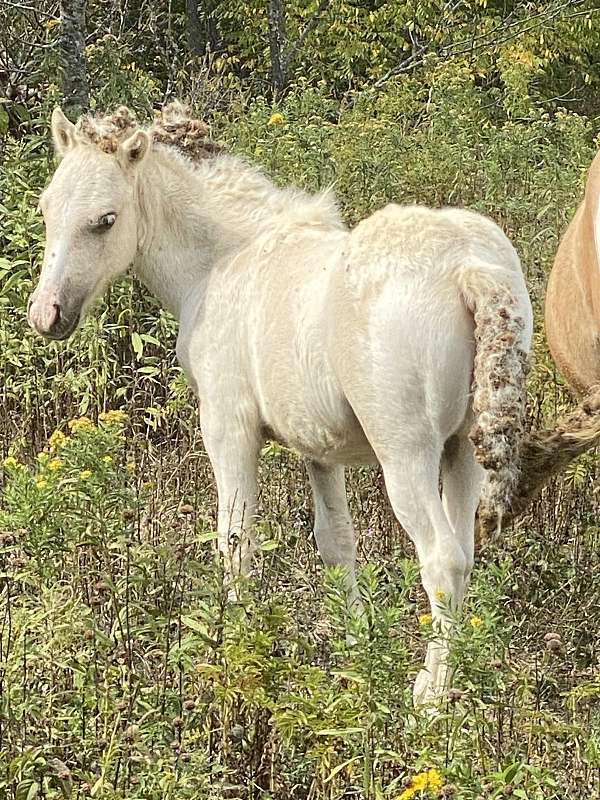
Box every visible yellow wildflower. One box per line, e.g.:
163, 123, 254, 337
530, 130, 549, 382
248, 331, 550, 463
68, 416, 94, 433
418, 613, 432, 626
49, 430, 69, 449
99, 409, 128, 426
37, 452, 49, 465
125, 462, 136, 473
397, 768, 443, 799
80, 470, 92, 480
470, 615, 483, 628
268, 112, 284, 125
102, 455, 113, 464
48, 458, 63, 472
46, 18, 60, 29
3, 456, 18, 468
36, 479, 48, 490
435, 590, 446, 601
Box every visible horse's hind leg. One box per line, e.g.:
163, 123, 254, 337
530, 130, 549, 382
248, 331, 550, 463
441, 424, 483, 587
378, 445, 471, 707
306, 460, 361, 611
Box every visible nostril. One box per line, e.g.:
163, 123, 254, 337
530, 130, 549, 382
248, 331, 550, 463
52, 303, 61, 327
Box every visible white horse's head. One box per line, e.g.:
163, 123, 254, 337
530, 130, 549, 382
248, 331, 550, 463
28, 107, 150, 339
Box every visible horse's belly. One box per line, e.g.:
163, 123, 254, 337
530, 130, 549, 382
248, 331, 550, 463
262, 393, 377, 466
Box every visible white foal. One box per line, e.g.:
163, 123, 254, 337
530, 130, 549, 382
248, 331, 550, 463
28, 103, 533, 706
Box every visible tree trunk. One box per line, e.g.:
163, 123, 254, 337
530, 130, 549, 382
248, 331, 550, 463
267, 0, 287, 94
186, 0, 205, 56
59, 0, 89, 118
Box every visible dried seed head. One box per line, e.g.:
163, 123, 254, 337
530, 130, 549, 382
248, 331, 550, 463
172, 716, 184, 729
543, 631, 562, 643
179, 503, 194, 515
123, 724, 139, 743
546, 637, 563, 654
1, 532, 15, 546
123, 508, 136, 521
230, 723, 245, 742
183, 698, 196, 711
447, 688, 463, 703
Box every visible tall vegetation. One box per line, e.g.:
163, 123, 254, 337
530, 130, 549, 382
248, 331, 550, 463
1, 1, 600, 798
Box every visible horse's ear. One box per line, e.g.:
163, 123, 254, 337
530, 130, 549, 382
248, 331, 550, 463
51, 107, 76, 156
118, 130, 150, 170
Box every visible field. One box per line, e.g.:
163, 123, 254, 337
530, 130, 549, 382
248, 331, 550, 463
2, 7, 600, 797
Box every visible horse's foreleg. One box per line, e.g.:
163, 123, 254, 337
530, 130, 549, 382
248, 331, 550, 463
306, 460, 361, 613
201, 409, 260, 592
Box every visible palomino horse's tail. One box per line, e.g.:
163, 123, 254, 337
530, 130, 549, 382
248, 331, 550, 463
478, 386, 600, 540
457, 263, 531, 537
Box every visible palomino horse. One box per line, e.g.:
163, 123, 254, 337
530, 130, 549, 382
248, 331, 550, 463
477, 148, 600, 539
546, 149, 600, 396
27, 103, 532, 706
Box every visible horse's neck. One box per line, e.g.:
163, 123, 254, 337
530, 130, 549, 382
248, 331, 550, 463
132, 152, 269, 319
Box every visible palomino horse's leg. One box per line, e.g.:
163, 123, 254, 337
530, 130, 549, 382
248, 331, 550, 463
306, 460, 361, 612
200, 409, 261, 592
379, 447, 471, 707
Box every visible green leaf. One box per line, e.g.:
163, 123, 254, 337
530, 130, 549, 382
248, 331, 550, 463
131, 331, 143, 359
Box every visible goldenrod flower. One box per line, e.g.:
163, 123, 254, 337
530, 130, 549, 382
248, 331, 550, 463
99, 410, 128, 426
48, 458, 63, 472
49, 430, 69, 449
397, 768, 443, 799
36, 479, 48, 490
268, 112, 283, 125
68, 416, 94, 433
3, 456, 18, 468
102, 455, 113, 464
470, 615, 483, 628
418, 613, 432, 626
37, 452, 49, 464
80, 470, 92, 480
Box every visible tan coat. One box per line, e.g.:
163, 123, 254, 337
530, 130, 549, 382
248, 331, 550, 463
546, 150, 600, 395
